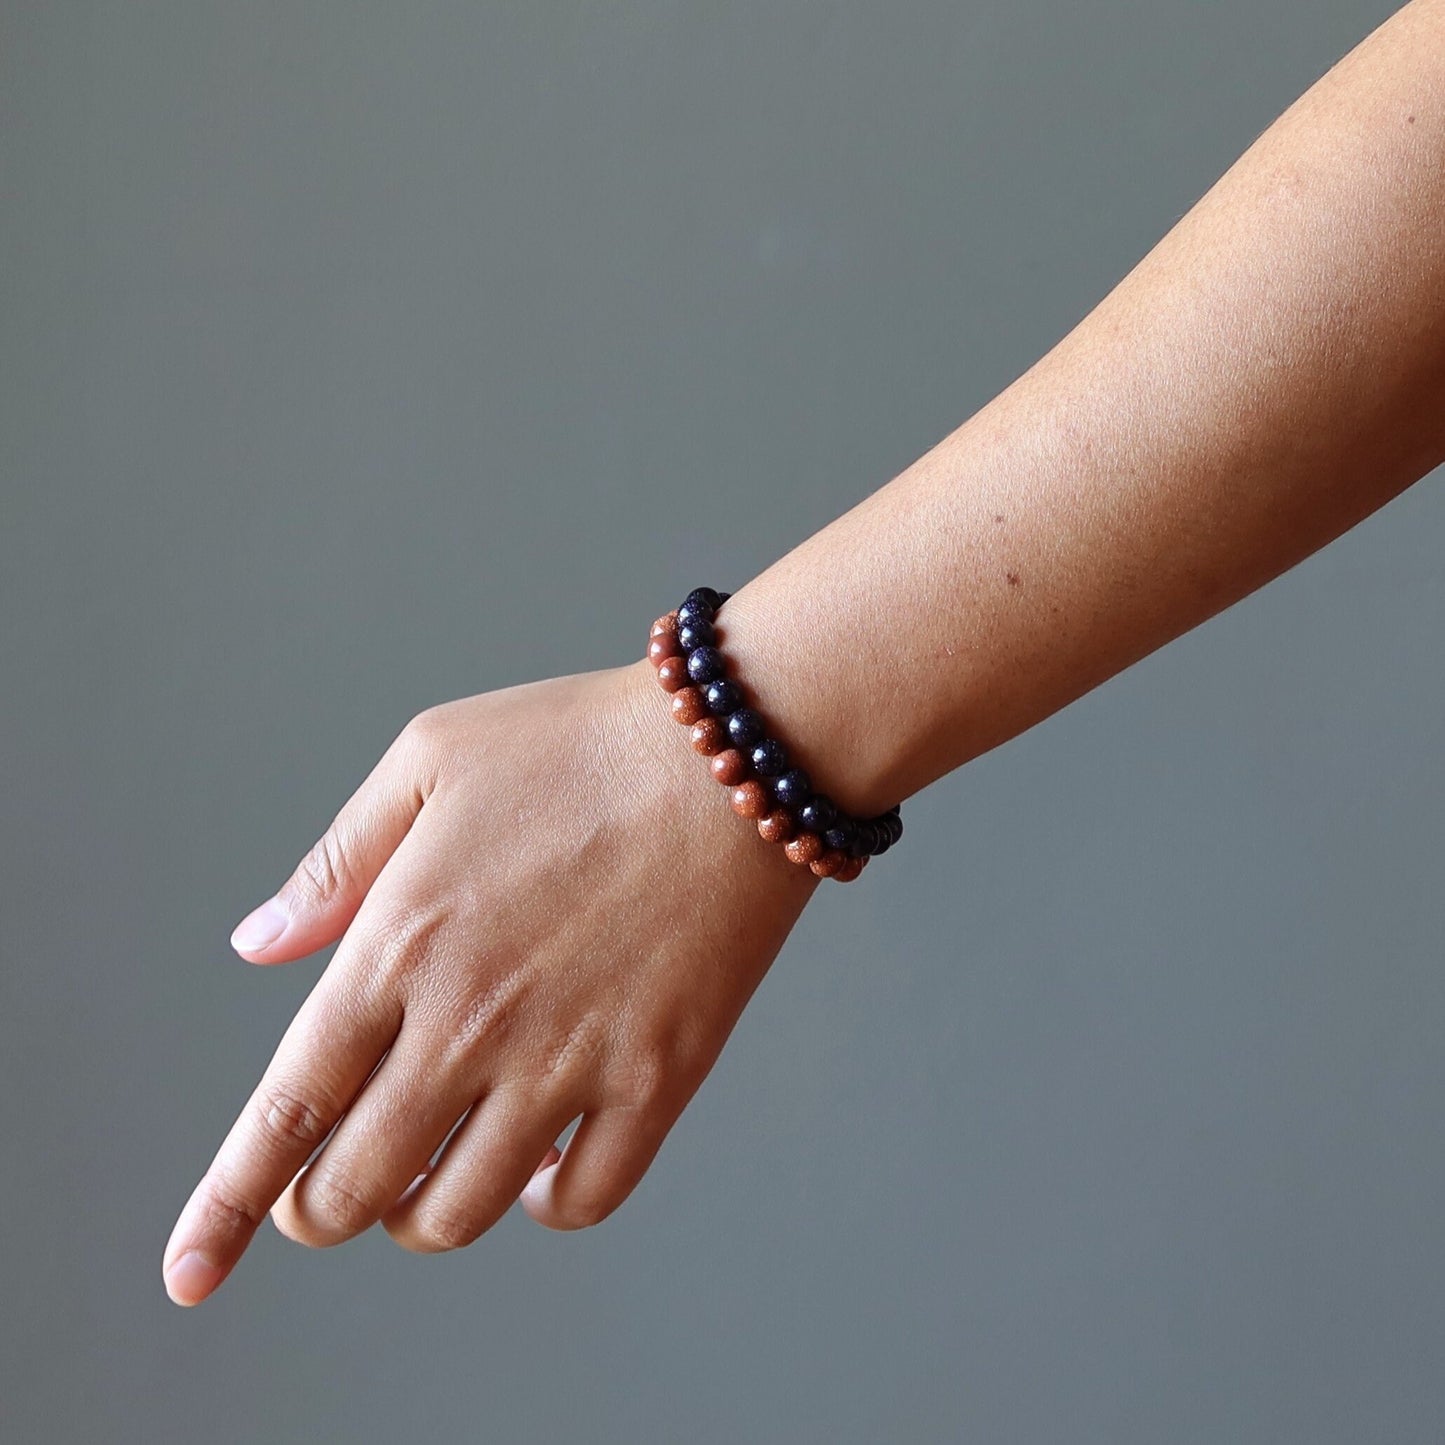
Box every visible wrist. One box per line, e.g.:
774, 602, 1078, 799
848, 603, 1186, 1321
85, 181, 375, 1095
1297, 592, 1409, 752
693, 573, 917, 821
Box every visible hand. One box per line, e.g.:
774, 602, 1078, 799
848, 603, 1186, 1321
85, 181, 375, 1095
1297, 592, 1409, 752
162, 656, 819, 1306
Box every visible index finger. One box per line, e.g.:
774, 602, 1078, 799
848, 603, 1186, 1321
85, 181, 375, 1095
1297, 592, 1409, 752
161, 968, 402, 1306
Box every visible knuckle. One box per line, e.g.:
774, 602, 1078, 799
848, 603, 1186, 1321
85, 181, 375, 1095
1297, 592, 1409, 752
439, 971, 526, 1067
253, 1087, 332, 1152
552, 1185, 621, 1232
300, 1168, 375, 1238
536, 1013, 607, 1088
413, 1205, 488, 1254
616, 1040, 675, 1109
200, 1173, 266, 1236
399, 705, 452, 755
370, 905, 448, 993
292, 829, 353, 905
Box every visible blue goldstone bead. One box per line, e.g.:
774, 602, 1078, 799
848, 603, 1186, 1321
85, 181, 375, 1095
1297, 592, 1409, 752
683, 586, 722, 615
750, 738, 788, 777
686, 646, 726, 684
677, 618, 715, 652
885, 812, 904, 843
772, 768, 811, 807
678, 589, 720, 627
704, 679, 743, 715
823, 820, 858, 854
798, 796, 837, 833
726, 708, 764, 749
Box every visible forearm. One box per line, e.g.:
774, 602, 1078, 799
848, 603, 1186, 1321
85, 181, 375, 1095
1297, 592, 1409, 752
713, 0, 1445, 819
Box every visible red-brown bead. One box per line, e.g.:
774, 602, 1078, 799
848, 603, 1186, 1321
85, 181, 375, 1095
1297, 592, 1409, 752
670, 687, 708, 725
809, 849, 847, 878
709, 748, 749, 786
690, 716, 727, 756
656, 654, 691, 692
783, 831, 823, 866
730, 780, 770, 820
649, 633, 683, 668
757, 808, 795, 845
650, 612, 680, 640
833, 856, 866, 883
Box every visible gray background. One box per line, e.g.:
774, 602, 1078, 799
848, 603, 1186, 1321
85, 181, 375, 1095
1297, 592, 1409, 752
3, 2, 1443, 1441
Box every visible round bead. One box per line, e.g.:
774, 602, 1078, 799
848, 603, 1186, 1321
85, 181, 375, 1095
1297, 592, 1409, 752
726, 708, 764, 749
847, 822, 876, 858
798, 795, 837, 833
686, 646, 726, 684
834, 856, 865, 883
670, 687, 708, 725
783, 831, 823, 866
715, 591, 732, 606
704, 679, 743, 716
682, 586, 722, 618
730, 780, 770, 820
677, 598, 715, 629
677, 618, 715, 652
823, 820, 858, 855
750, 738, 788, 777
885, 812, 904, 843
656, 654, 691, 693
648, 633, 682, 667
690, 716, 727, 756
771, 768, 811, 807
809, 849, 847, 878
650, 613, 680, 640
757, 808, 795, 844
709, 748, 749, 786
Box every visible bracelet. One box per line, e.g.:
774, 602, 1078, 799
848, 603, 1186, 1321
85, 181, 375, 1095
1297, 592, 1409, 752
647, 586, 903, 882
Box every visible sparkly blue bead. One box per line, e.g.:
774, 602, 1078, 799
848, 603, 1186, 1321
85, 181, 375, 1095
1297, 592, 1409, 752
677, 618, 715, 652
885, 812, 904, 843
686, 646, 726, 684
704, 679, 743, 715
772, 768, 811, 807
683, 586, 722, 616
678, 589, 721, 627
798, 796, 837, 833
726, 708, 764, 749
749, 738, 788, 777
823, 820, 858, 854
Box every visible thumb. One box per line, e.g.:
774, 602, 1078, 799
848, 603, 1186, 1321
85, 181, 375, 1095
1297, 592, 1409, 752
230, 725, 430, 963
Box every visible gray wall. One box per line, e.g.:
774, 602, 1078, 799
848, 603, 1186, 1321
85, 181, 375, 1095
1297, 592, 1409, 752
5, 2, 1443, 1441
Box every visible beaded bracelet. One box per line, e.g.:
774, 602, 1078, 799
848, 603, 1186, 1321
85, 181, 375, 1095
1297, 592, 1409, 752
648, 586, 903, 882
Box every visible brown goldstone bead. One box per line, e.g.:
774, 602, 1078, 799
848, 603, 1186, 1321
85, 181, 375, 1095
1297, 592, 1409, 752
730, 780, 770, 820
709, 748, 749, 786
783, 831, 823, 866
690, 716, 727, 756
757, 808, 795, 845
656, 654, 691, 692
648, 633, 682, 667
650, 612, 680, 640
833, 856, 866, 883
809, 849, 847, 878
670, 687, 708, 725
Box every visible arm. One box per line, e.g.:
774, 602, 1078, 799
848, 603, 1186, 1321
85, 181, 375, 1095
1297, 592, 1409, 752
163, 0, 1445, 1305
716, 0, 1445, 818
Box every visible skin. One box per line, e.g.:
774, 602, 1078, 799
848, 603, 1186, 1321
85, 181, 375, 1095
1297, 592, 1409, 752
165, 0, 1445, 1305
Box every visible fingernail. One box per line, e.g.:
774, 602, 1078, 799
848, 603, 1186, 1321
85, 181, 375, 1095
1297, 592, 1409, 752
231, 897, 288, 953
164, 1250, 224, 1306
